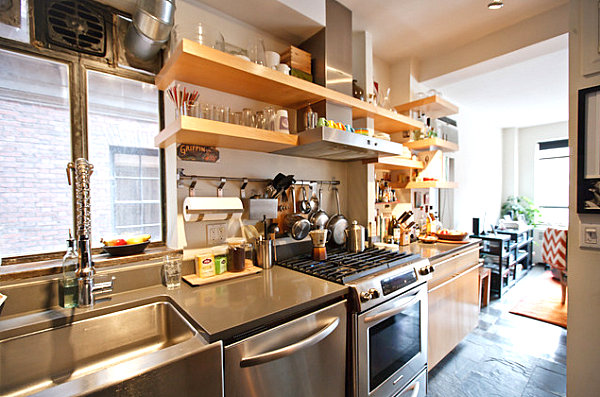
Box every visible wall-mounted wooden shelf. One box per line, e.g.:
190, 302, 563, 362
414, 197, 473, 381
403, 138, 459, 152
156, 39, 423, 133
155, 116, 298, 152
364, 156, 424, 170
394, 95, 459, 119
405, 181, 458, 189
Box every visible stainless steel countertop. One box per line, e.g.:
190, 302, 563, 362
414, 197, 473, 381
0, 266, 348, 344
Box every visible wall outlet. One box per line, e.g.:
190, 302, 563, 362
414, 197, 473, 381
580, 223, 600, 249
207, 223, 227, 245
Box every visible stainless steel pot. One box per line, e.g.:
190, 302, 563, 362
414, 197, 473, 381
309, 188, 329, 230
285, 187, 311, 240
345, 221, 365, 253
326, 187, 348, 245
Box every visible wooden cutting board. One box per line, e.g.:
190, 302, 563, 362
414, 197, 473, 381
183, 261, 262, 286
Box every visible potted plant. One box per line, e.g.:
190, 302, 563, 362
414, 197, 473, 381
500, 196, 542, 226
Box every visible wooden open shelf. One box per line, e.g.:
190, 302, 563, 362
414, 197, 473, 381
364, 156, 424, 170
395, 95, 458, 119
156, 40, 423, 133
155, 116, 298, 151
405, 181, 458, 189
403, 138, 459, 152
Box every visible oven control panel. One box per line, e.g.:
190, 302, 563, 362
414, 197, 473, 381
381, 271, 418, 296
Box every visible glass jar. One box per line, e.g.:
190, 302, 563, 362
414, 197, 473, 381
227, 238, 248, 272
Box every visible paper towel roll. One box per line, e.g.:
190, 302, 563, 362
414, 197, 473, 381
183, 197, 244, 222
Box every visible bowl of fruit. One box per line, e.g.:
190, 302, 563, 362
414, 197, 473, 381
101, 234, 151, 256
435, 229, 468, 241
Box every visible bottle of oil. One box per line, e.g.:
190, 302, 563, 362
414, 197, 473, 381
59, 232, 78, 308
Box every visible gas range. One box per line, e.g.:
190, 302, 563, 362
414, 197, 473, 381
278, 247, 433, 312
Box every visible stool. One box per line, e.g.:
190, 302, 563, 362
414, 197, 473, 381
479, 267, 491, 309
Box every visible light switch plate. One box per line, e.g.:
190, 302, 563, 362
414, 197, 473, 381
580, 223, 600, 248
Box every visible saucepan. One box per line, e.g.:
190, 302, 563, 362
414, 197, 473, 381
309, 188, 329, 229
326, 187, 348, 245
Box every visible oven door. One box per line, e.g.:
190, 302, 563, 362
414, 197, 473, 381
357, 283, 427, 397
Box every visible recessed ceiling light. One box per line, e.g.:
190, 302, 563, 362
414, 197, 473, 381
488, 1, 504, 9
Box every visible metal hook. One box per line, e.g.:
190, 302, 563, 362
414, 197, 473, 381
189, 180, 197, 197
217, 177, 227, 197
240, 178, 248, 199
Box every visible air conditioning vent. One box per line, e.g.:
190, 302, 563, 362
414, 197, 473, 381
35, 0, 107, 56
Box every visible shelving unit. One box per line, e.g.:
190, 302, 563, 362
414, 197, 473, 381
403, 138, 459, 152
394, 95, 459, 119
155, 116, 298, 151
405, 181, 457, 189
496, 226, 534, 281
364, 156, 424, 171
156, 39, 423, 137
472, 233, 514, 298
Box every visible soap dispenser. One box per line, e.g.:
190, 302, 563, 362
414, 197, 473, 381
59, 231, 78, 308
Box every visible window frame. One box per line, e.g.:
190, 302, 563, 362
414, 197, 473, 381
0, 29, 166, 264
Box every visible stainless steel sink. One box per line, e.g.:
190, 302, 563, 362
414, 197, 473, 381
0, 297, 223, 397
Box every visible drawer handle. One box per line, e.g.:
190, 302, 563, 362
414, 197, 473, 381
429, 263, 482, 293
239, 317, 340, 368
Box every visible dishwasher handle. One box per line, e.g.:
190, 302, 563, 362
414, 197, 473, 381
239, 317, 340, 368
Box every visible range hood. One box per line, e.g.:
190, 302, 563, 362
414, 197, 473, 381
275, 127, 405, 161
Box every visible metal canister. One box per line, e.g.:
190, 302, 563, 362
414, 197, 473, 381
255, 236, 274, 269
345, 221, 365, 253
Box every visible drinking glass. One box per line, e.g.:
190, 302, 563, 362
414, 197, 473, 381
201, 103, 212, 119
232, 112, 242, 125
242, 108, 255, 127
248, 38, 266, 65
163, 254, 182, 289
263, 106, 276, 130
255, 111, 266, 130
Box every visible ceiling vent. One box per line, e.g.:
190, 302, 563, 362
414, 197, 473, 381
34, 0, 107, 57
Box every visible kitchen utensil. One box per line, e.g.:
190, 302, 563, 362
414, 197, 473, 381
326, 187, 349, 245
284, 187, 311, 240
309, 185, 319, 213
298, 186, 311, 214
345, 221, 365, 253
255, 236, 274, 268
309, 189, 329, 230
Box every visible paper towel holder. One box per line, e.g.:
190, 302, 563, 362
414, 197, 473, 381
184, 196, 243, 222
188, 178, 228, 197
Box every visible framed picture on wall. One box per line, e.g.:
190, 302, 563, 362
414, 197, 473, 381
577, 84, 600, 213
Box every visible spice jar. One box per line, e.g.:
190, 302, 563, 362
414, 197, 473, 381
227, 238, 248, 272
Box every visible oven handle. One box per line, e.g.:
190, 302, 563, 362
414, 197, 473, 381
398, 379, 420, 397
239, 317, 340, 368
364, 291, 420, 324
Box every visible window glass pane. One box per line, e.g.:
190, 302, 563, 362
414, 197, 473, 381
87, 71, 161, 246
0, 50, 72, 259
535, 143, 569, 226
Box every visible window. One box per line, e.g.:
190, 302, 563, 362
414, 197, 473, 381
0, 42, 162, 262
87, 71, 161, 246
110, 147, 161, 238
534, 139, 569, 226
0, 49, 72, 258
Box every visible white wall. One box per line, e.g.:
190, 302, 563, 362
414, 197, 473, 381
518, 121, 568, 200
451, 108, 503, 232
567, 1, 600, 395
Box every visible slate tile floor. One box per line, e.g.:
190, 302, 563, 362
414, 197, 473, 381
428, 265, 567, 397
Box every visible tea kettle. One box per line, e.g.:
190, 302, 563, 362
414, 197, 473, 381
345, 221, 365, 253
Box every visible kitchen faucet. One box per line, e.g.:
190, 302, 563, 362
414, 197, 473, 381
67, 159, 113, 308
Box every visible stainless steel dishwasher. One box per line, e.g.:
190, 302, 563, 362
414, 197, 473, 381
224, 300, 347, 397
